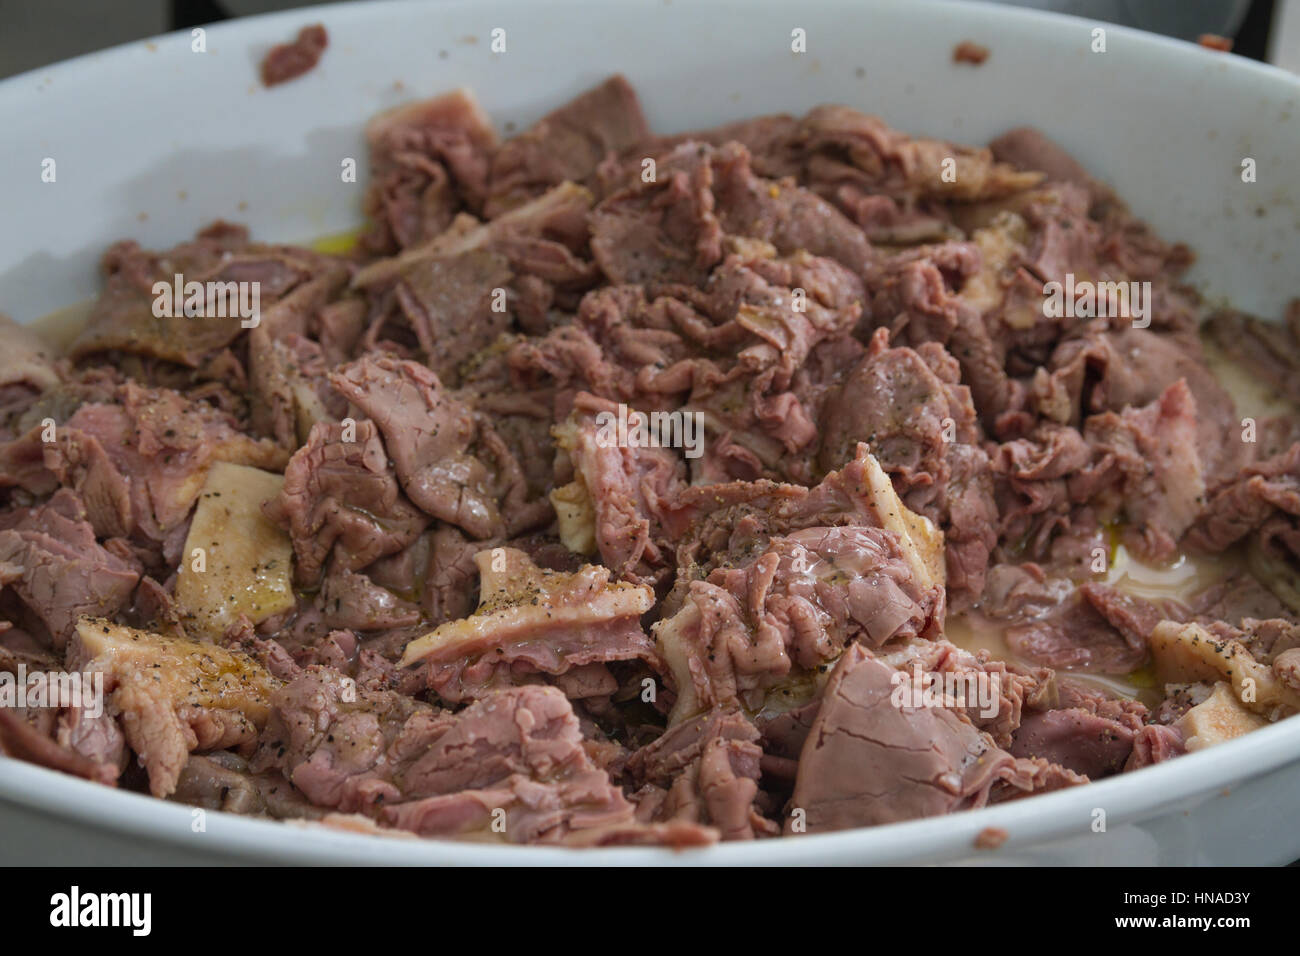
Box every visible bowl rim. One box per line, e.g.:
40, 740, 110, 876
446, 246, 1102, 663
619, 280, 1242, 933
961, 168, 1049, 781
2, 0, 1299, 96
2, 714, 1298, 864
2, 0, 1299, 864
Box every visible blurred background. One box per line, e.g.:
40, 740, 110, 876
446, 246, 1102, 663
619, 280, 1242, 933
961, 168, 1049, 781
0, 0, 1296, 79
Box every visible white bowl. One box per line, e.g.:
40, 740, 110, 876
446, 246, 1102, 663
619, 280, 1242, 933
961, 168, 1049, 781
1, 0, 1298, 865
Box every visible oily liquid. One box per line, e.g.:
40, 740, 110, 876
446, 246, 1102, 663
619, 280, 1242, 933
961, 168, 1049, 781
950, 340, 1297, 699
946, 545, 1238, 705
29, 299, 94, 353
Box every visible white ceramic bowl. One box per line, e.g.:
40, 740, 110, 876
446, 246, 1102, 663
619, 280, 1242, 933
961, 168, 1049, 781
1, 0, 1298, 865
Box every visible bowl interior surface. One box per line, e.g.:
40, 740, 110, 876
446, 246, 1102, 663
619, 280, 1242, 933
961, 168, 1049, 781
1, 0, 1298, 864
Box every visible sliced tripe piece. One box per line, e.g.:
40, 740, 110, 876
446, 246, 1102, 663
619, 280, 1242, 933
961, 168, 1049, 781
1149, 620, 1240, 684
398, 548, 656, 700
69, 618, 281, 797
904, 134, 1045, 201
858, 450, 945, 590
959, 211, 1030, 318
175, 462, 296, 639
401, 548, 653, 666
549, 417, 598, 556
1150, 620, 1300, 719
352, 181, 594, 288
653, 598, 707, 724
1175, 682, 1267, 751
0, 312, 61, 392
550, 475, 598, 556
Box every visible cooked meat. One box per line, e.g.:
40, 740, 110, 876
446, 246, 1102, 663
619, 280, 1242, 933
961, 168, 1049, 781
486, 75, 649, 216
0, 491, 140, 648
251, 666, 705, 845
626, 707, 774, 840
398, 546, 656, 702
260, 24, 329, 87
787, 644, 1057, 832
3, 74, 1297, 847
67, 619, 280, 797
952, 41, 990, 65
266, 418, 429, 586
360, 89, 498, 253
